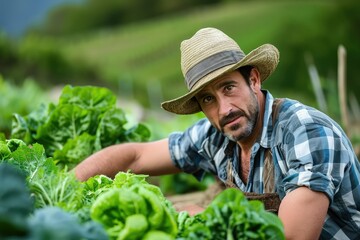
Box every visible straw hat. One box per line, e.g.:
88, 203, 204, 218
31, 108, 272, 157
161, 27, 280, 114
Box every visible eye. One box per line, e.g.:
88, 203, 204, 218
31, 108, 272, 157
224, 84, 235, 92
195, 93, 214, 105
202, 95, 214, 103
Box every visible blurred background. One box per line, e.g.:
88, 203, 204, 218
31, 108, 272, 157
0, 0, 359, 192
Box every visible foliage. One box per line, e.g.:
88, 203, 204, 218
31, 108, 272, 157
2, 1, 359, 111
270, 0, 360, 108
0, 33, 99, 87
0, 32, 17, 67
1, 122, 285, 239
27, 206, 108, 240
176, 188, 285, 240
90, 172, 178, 240
0, 139, 83, 212
1, 81, 287, 239
31, 0, 223, 36
53, 0, 360, 109
1, 82, 209, 196
159, 172, 215, 194
0, 76, 49, 137
0, 139, 180, 240
0, 162, 108, 240
0, 163, 33, 237
11, 85, 151, 169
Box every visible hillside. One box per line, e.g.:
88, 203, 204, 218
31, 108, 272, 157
58, 0, 335, 109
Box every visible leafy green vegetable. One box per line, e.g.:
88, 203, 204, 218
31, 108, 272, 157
11, 103, 49, 144
58, 84, 116, 111
90, 188, 145, 238
143, 230, 174, 240
3, 84, 285, 239
0, 163, 33, 238
113, 171, 172, 205
0, 76, 49, 138
122, 123, 151, 143
11, 85, 151, 168
113, 170, 149, 188
0, 162, 108, 240
83, 174, 114, 202
28, 206, 108, 240
159, 172, 215, 194
90, 171, 178, 240
0, 139, 83, 214
176, 188, 285, 240
35, 104, 94, 154
75, 174, 115, 223
30, 168, 83, 212
53, 132, 95, 168
0, 138, 27, 163
6, 142, 56, 179
5, 138, 27, 152
117, 214, 148, 240
94, 107, 127, 150
0, 140, 12, 160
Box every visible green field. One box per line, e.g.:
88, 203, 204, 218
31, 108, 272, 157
59, 0, 334, 109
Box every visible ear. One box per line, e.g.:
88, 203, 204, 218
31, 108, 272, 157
249, 67, 261, 91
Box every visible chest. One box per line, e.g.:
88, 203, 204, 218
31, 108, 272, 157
224, 145, 279, 193
239, 152, 251, 184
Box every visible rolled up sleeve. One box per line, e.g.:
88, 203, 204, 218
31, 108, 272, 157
282, 123, 350, 203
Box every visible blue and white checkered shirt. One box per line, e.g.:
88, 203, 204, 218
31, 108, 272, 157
168, 90, 360, 239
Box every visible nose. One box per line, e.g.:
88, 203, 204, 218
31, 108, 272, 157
218, 96, 232, 116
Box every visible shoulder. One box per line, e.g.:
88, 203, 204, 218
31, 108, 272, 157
276, 98, 341, 133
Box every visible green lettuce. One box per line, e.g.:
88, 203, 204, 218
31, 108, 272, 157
176, 188, 285, 240
11, 85, 150, 169
89, 171, 178, 240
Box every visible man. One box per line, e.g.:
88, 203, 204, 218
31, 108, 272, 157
75, 27, 360, 239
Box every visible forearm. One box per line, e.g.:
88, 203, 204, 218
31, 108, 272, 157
74, 143, 140, 181
74, 139, 180, 181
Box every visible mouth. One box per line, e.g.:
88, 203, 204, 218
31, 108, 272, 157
224, 116, 241, 127
220, 111, 244, 128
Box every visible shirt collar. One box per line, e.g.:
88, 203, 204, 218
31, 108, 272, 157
260, 90, 274, 148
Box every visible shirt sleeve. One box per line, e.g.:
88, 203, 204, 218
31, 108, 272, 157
281, 112, 351, 203
168, 118, 219, 181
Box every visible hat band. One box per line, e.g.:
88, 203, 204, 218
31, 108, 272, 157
185, 50, 245, 89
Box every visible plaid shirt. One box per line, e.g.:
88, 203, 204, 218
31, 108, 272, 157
168, 90, 360, 239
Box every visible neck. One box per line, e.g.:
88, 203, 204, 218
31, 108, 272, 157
238, 91, 265, 153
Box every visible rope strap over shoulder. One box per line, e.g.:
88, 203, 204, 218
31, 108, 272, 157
263, 98, 285, 193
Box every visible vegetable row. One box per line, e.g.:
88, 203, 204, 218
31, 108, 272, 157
0, 85, 285, 239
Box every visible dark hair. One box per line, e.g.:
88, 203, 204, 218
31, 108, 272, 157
237, 65, 254, 86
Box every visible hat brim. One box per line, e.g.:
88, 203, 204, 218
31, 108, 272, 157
161, 44, 279, 114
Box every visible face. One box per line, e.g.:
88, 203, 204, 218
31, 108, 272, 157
195, 70, 260, 142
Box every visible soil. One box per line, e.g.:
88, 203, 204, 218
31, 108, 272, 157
167, 181, 281, 215
167, 181, 224, 209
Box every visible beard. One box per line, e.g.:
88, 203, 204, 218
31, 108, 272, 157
219, 92, 259, 142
